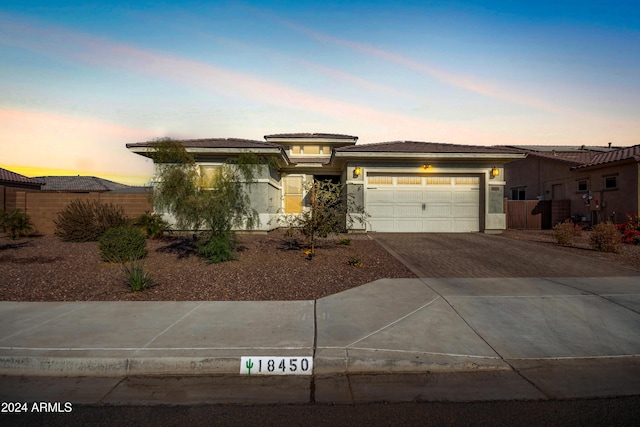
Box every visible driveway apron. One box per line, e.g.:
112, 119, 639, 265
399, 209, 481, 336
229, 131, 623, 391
372, 233, 640, 278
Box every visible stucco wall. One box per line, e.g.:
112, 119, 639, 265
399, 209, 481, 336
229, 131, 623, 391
504, 157, 575, 201
505, 157, 639, 224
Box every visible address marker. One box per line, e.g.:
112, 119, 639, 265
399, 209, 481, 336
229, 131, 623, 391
240, 357, 313, 375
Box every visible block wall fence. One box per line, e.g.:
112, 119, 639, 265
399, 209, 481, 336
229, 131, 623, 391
1, 185, 153, 235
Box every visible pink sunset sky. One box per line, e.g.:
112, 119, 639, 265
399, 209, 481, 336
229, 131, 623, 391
2, 1, 638, 185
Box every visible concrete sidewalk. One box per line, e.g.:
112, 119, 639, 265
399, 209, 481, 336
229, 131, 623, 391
1, 276, 639, 404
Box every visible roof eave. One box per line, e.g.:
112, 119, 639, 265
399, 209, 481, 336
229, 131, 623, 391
333, 152, 527, 160
571, 156, 639, 171
264, 136, 358, 145
128, 146, 292, 166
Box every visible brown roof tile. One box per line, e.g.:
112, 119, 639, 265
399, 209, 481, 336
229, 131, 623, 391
264, 133, 357, 140
573, 144, 640, 169
127, 138, 281, 149
0, 168, 45, 187
35, 176, 133, 192
335, 141, 507, 154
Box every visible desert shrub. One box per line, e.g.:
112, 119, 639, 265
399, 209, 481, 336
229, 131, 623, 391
99, 226, 147, 263
198, 233, 235, 264
617, 214, 640, 245
54, 199, 128, 242
347, 256, 363, 267
134, 212, 170, 239
553, 220, 581, 246
590, 221, 621, 253
1, 210, 34, 239
121, 259, 153, 291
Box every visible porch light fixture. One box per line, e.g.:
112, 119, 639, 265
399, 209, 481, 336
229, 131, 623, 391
491, 167, 499, 177
353, 166, 362, 177
422, 164, 432, 170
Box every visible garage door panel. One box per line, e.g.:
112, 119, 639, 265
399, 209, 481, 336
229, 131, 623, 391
454, 219, 479, 232
452, 205, 479, 217
424, 219, 453, 232
396, 205, 423, 217
368, 190, 395, 202
369, 219, 395, 232
395, 219, 424, 232
368, 204, 394, 217
425, 191, 452, 202
453, 190, 479, 203
425, 205, 452, 217
395, 190, 423, 203
366, 176, 480, 232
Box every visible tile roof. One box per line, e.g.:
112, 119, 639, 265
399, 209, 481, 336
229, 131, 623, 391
503, 145, 614, 153
521, 150, 595, 165
573, 144, 640, 169
127, 138, 281, 149
494, 145, 623, 165
0, 168, 45, 187
335, 141, 511, 154
35, 176, 133, 192
264, 133, 358, 140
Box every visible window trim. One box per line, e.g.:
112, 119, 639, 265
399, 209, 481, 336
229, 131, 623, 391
603, 175, 618, 190
576, 179, 589, 193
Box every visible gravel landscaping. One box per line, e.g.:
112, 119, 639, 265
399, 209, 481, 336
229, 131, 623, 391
1, 229, 638, 302
0, 230, 416, 301
501, 229, 640, 272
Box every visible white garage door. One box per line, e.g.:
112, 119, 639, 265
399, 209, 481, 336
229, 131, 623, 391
366, 175, 480, 232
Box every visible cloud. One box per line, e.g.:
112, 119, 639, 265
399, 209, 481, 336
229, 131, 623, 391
270, 16, 577, 117
0, 13, 510, 142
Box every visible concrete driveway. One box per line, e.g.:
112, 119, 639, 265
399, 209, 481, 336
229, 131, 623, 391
372, 233, 640, 278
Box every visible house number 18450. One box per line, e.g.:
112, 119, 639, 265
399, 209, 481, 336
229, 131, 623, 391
240, 356, 312, 375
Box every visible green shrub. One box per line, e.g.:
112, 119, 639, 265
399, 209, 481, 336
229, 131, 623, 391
134, 212, 170, 239
99, 226, 147, 263
590, 222, 621, 253
553, 220, 581, 246
54, 199, 128, 242
339, 238, 352, 245
198, 233, 235, 264
1, 210, 34, 239
121, 259, 153, 291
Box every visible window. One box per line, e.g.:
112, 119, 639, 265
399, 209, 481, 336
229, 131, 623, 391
368, 176, 393, 185
604, 176, 617, 189
291, 146, 301, 155
577, 180, 588, 192
284, 176, 303, 213
397, 176, 421, 185
425, 177, 451, 185
511, 187, 525, 200
199, 165, 220, 188
303, 145, 320, 155
455, 177, 479, 185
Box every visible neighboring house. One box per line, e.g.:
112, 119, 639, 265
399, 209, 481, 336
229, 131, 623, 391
503, 144, 640, 225
35, 176, 146, 193
0, 167, 44, 191
127, 133, 526, 233
0, 167, 44, 212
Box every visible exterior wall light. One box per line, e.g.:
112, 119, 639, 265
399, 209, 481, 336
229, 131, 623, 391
353, 166, 362, 177
422, 164, 432, 170
491, 167, 499, 177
